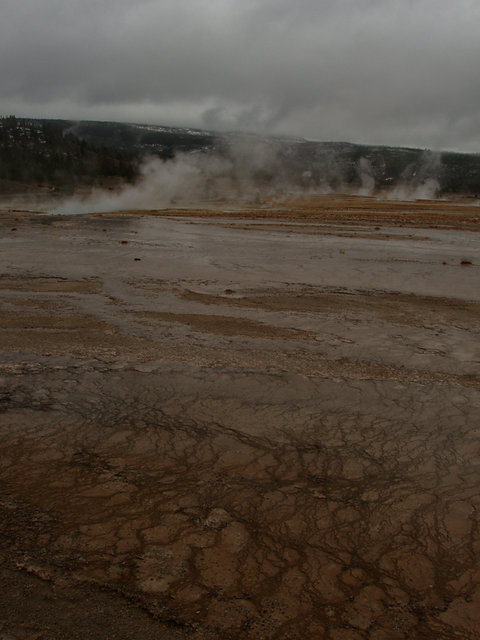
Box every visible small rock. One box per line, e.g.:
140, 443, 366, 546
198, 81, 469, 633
203, 508, 232, 529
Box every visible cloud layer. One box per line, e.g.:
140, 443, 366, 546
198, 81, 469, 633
2, 0, 480, 151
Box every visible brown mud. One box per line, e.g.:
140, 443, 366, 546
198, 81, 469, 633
0, 195, 479, 639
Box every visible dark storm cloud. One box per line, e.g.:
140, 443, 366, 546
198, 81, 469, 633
2, 0, 480, 151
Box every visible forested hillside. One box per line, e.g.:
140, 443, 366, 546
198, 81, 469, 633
2, 115, 480, 196
0, 116, 138, 190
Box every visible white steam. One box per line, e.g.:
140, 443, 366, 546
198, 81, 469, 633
53, 140, 294, 214
357, 158, 376, 196
386, 177, 440, 201
51, 144, 448, 214
54, 154, 229, 214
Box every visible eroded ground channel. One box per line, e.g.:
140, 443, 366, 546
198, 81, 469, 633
0, 204, 479, 639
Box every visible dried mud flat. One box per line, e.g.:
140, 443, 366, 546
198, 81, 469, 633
0, 195, 480, 639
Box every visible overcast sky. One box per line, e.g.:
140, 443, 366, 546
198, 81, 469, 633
2, 0, 480, 151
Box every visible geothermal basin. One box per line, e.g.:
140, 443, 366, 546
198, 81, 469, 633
0, 196, 479, 639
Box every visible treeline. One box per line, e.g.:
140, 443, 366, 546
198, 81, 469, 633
287, 142, 480, 195
69, 120, 215, 156
2, 115, 480, 195
0, 116, 139, 188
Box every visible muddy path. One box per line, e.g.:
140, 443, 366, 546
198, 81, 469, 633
0, 200, 479, 639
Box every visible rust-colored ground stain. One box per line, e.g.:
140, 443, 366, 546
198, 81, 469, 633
0, 196, 479, 639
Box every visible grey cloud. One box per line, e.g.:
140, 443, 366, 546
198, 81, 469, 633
2, 0, 480, 151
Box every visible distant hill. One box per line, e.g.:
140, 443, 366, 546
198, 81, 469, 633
0, 116, 138, 192
1, 115, 480, 196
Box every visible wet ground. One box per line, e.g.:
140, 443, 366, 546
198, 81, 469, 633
0, 197, 479, 639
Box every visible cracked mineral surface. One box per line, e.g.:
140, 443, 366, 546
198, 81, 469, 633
0, 196, 479, 639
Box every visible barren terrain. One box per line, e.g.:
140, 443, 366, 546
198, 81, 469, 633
0, 195, 479, 639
